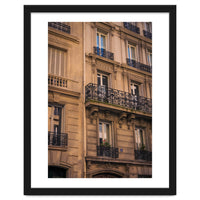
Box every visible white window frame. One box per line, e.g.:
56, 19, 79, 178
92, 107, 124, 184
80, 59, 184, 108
97, 73, 108, 87
98, 121, 112, 146
145, 22, 152, 33
147, 50, 152, 66
128, 43, 136, 61
96, 31, 107, 50
135, 127, 146, 150
97, 73, 109, 100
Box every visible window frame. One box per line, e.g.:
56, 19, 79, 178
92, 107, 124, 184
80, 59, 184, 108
135, 127, 146, 150
96, 31, 107, 50
147, 49, 152, 66
128, 43, 137, 61
98, 121, 112, 146
145, 22, 152, 33
48, 45, 67, 77
48, 103, 65, 145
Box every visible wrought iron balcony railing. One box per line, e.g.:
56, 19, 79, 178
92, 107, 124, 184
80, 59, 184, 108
48, 132, 68, 147
48, 22, 71, 34
85, 83, 152, 113
126, 58, 152, 73
134, 150, 152, 161
143, 30, 152, 40
123, 22, 140, 34
93, 47, 114, 60
97, 146, 119, 158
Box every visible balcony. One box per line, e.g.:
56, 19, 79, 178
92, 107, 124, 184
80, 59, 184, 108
48, 74, 80, 96
123, 22, 140, 34
93, 47, 114, 60
134, 150, 152, 161
85, 83, 152, 113
97, 146, 119, 158
126, 58, 152, 73
143, 30, 152, 40
48, 132, 68, 147
48, 74, 68, 88
48, 22, 71, 34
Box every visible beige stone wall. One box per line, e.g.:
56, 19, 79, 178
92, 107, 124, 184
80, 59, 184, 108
48, 22, 84, 178
48, 22, 152, 178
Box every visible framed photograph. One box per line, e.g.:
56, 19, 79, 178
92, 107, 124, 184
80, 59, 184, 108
24, 5, 176, 195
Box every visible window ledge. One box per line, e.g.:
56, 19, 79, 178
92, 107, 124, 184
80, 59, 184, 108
48, 27, 80, 44
48, 145, 68, 151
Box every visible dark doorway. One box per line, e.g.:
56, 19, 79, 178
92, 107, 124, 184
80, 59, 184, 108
48, 166, 67, 178
93, 173, 122, 178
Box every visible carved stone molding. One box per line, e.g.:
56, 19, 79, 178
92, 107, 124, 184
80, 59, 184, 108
88, 106, 99, 123
118, 112, 127, 128
96, 60, 113, 73
113, 65, 118, 80
127, 114, 135, 129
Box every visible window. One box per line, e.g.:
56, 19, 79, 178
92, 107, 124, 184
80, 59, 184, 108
96, 31, 107, 57
147, 50, 152, 66
128, 43, 136, 61
146, 22, 152, 33
130, 81, 139, 97
99, 121, 112, 146
48, 104, 66, 146
97, 73, 108, 100
135, 127, 146, 150
48, 46, 66, 76
97, 32, 106, 50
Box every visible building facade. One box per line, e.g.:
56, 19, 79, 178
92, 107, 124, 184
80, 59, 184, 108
48, 22, 152, 178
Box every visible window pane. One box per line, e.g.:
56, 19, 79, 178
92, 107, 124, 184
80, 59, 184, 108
102, 75, 108, 87
97, 74, 101, 86
135, 129, 139, 149
48, 106, 52, 132
128, 46, 130, 59
131, 47, 135, 60
140, 129, 143, 146
101, 35, 106, 49
99, 123, 103, 138
97, 33, 99, 47
134, 85, 139, 96
106, 124, 110, 143
103, 123, 107, 141
150, 54, 152, 65
48, 46, 66, 76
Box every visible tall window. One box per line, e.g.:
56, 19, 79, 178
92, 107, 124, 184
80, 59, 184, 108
48, 104, 63, 146
97, 32, 106, 49
99, 121, 111, 146
147, 50, 152, 66
135, 127, 146, 150
48, 46, 66, 76
131, 81, 139, 96
128, 43, 136, 61
146, 22, 152, 32
97, 73, 108, 100
96, 31, 107, 56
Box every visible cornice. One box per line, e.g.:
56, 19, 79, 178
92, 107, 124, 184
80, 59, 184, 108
48, 27, 80, 44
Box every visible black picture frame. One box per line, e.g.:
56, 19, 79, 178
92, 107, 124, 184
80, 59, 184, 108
24, 5, 176, 195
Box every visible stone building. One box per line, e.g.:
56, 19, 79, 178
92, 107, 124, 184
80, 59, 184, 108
48, 22, 152, 178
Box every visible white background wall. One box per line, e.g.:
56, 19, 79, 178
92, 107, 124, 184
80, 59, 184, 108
0, 0, 200, 199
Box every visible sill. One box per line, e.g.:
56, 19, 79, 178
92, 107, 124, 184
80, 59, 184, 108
48, 145, 68, 151
48, 27, 80, 44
